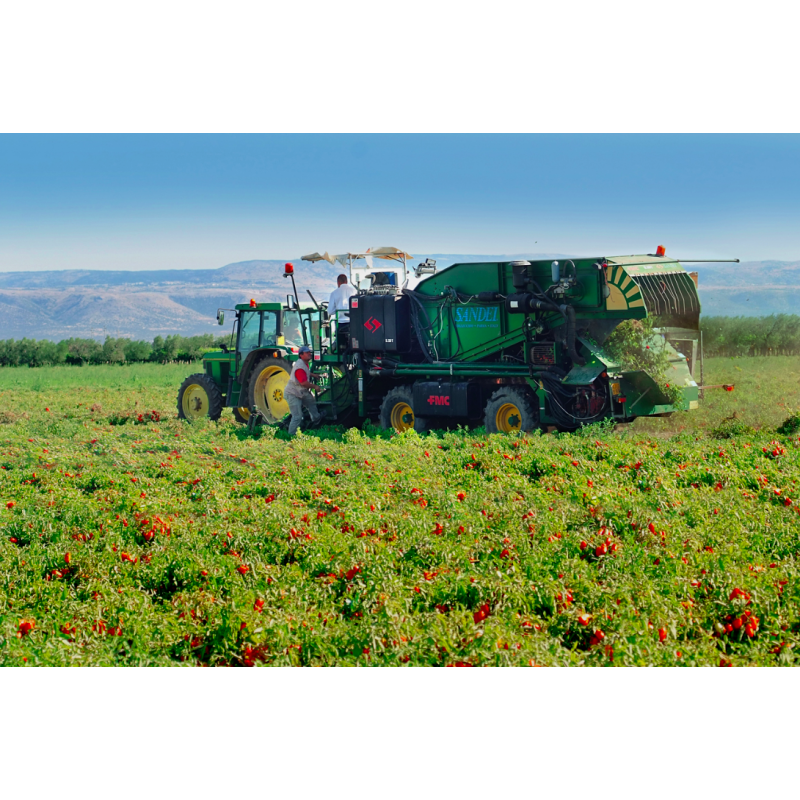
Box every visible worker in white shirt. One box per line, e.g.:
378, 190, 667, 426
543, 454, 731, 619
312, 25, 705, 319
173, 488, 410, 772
327, 274, 357, 350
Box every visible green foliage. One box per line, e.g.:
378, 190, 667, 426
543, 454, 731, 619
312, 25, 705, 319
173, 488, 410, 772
777, 411, 800, 436
0, 334, 231, 368
605, 318, 665, 373
2, 359, 800, 667
604, 319, 683, 405
711, 417, 755, 440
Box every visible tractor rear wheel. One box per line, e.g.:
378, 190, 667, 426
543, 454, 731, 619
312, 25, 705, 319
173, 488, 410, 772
380, 387, 417, 433
247, 356, 291, 424
232, 407, 251, 425
484, 387, 538, 434
177, 373, 223, 422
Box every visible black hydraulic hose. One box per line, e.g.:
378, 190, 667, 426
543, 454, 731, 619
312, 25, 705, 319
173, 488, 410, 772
563, 305, 586, 366
406, 288, 444, 303
405, 290, 437, 363
411, 306, 435, 363
529, 277, 550, 298
370, 356, 401, 368
536, 372, 609, 425
447, 290, 465, 359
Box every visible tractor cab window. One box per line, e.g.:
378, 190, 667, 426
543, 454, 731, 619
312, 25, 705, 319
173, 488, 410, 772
283, 310, 304, 346
238, 312, 260, 352
238, 311, 279, 352
261, 312, 278, 346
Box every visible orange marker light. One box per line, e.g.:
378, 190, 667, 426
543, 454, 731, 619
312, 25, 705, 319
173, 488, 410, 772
656, 245, 666, 257
250, 299, 257, 307
284, 262, 294, 274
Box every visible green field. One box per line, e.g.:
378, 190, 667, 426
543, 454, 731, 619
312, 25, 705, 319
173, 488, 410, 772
2, 357, 799, 666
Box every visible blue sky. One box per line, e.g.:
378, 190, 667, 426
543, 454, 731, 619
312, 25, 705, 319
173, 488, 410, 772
1, 134, 798, 271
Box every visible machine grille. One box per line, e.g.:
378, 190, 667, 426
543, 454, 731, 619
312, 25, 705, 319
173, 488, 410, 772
530, 344, 555, 365
632, 272, 700, 326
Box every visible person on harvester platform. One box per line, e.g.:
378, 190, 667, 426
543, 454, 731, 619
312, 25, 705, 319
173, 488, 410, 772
285, 345, 322, 435
328, 273, 357, 349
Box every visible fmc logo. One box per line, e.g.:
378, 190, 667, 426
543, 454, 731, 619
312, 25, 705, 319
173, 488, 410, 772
364, 317, 382, 332
427, 395, 450, 406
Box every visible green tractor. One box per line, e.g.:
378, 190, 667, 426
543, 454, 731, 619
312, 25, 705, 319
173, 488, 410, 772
177, 256, 356, 428
178, 246, 730, 433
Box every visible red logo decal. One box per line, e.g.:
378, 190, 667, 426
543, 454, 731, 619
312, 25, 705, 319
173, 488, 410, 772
427, 395, 450, 406
364, 317, 382, 332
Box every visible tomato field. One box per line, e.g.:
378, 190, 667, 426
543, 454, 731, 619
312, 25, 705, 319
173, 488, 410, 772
2, 357, 800, 666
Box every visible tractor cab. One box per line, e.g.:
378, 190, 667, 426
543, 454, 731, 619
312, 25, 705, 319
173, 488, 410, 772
230, 302, 312, 355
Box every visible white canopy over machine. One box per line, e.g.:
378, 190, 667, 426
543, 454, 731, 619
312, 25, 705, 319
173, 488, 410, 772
301, 246, 414, 289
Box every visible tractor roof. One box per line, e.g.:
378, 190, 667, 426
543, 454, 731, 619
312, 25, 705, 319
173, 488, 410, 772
235, 302, 283, 311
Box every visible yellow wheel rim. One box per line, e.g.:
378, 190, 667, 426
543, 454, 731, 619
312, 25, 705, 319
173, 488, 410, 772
236, 407, 250, 420
253, 366, 290, 422
390, 402, 415, 432
496, 402, 522, 433
181, 384, 210, 420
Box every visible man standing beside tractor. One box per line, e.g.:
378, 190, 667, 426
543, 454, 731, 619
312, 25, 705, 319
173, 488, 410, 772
285, 344, 322, 435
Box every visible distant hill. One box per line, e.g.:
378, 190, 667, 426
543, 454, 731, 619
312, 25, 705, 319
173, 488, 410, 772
0, 259, 342, 340
676, 260, 800, 317
0, 255, 797, 340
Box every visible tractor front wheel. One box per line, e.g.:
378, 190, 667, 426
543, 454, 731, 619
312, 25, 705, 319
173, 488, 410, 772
177, 373, 223, 421
247, 356, 291, 424
380, 387, 417, 433
484, 387, 538, 434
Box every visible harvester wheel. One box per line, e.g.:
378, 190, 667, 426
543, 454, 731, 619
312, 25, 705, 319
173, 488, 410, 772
380, 387, 417, 433
177, 373, 223, 422
232, 407, 251, 425
484, 387, 538, 434
413, 416, 429, 433
247, 356, 292, 424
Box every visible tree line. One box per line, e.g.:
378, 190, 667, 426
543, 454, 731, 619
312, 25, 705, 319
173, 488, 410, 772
0, 334, 231, 367
699, 315, 800, 357
2, 314, 800, 367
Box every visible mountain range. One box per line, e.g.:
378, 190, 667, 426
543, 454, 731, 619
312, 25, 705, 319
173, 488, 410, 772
0, 255, 798, 341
